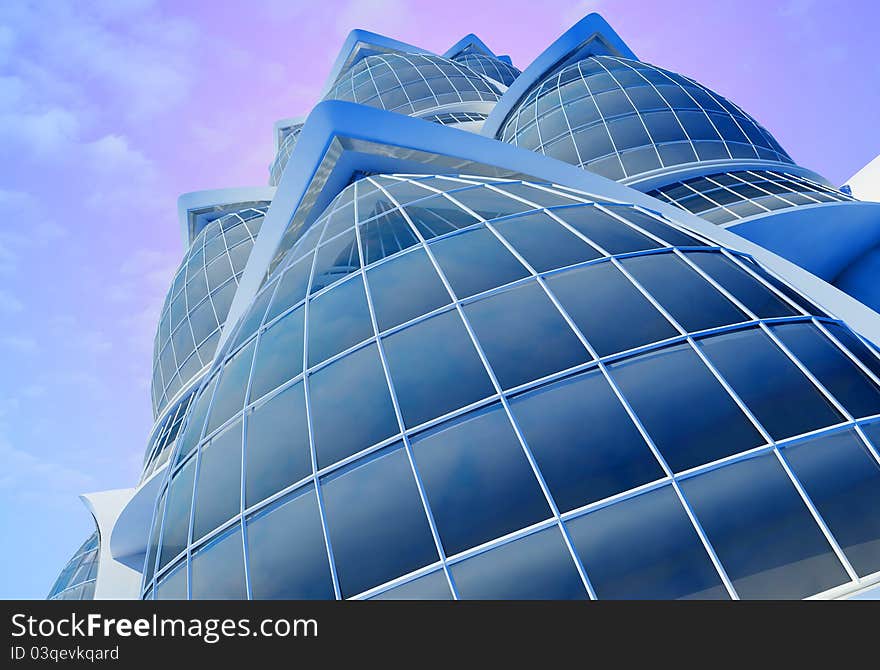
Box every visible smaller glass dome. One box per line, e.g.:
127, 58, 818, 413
499, 55, 792, 181
452, 53, 520, 87
48, 531, 99, 600
151, 207, 265, 417
324, 53, 501, 118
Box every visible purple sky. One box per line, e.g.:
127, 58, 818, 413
1, 0, 877, 599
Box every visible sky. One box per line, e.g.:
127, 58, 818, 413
0, 0, 878, 599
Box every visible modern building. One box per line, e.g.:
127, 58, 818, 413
52, 13, 880, 600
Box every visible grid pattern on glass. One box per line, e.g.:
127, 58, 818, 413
324, 53, 501, 118
144, 175, 880, 600
48, 531, 99, 600
499, 55, 792, 181
269, 123, 304, 187
420, 111, 489, 126
645, 169, 856, 225
151, 207, 266, 418
141, 386, 197, 482
451, 53, 520, 87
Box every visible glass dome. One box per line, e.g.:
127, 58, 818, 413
452, 53, 520, 87
48, 531, 99, 600
499, 55, 793, 181
142, 175, 880, 600
324, 53, 501, 118
151, 207, 265, 417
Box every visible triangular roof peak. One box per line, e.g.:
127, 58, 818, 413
443, 33, 498, 60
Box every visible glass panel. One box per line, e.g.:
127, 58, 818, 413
452, 526, 586, 600
609, 342, 763, 472
783, 430, 880, 577
175, 375, 216, 463
193, 421, 242, 540
245, 383, 311, 507
510, 368, 663, 511
156, 562, 187, 600
250, 306, 304, 402
383, 309, 494, 428
369, 570, 452, 600
321, 444, 438, 598
190, 527, 247, 600
445, 185, 533, 221
411, 404, 551, 555
493, 210, 601, 272
698, 328, 844, 441
620, 252, 747, 332
205, 340, 255, 435
158, 458, 195, 570
429, 226, 529, 299
366, 248, 451, 332
464, 281, 589, 389
567, 485, 728, 599
144, 491, 165, 583
546, 261, 678, 357
772, 322, 880, 420
681, 453, 848, 599
311, 229, 359, 292
687, 252, 797, 318
265, 254, 313, 322
309, 343, 398, 468
307, 274, 373, 367
553, 205, 661, 254
823, 323, 880, 382
247, 486, 335, 599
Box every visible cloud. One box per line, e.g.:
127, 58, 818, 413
0, 435, 95, 507
0, 290, 22, 313
0, 335, 38, 354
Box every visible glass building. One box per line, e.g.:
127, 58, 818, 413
50, 13, 880, 601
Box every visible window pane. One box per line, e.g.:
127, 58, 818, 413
265, 254, 313, 322
403, 195, 479, 240
546, 262, 678, 357
370, 570, 452, 600
621, 252, 747, 332
609, 342, 763, 472
156, 562, 187, 600
366, 248, 450, 332
175, 375, 216, 463
247, 486, 335, 599
553, 205, 661, 254
206, 340, 255, 435
451, 526, 586, 599
445, 185, 533, 221
307, 274, 373, 367
686, 251, 796, 318
681, 453, 848, 599
609, 207, 704, 247
698, 328, 844, 440
311, 229, 360, 292
783, 430, 880, 577
190, 527, 247, 600
193, 421, 242, 541
429, 226, 529, 299
309, 343, 398, 468
823, 323, 880, 382
360, 209, 418, 265
245, 383, 311, 507
567, 485, 728, 599
510, 368, 664, 511
321, 444, 438, 597
493, 211, 601, 272
464, 281, 588, 389
411, 404, 551, 555
159, 458, 195, 570
771, 322, 880, 420
250, 307, 304, 402
383, 309, 494, 428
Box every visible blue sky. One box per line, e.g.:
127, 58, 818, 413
1, 0, 877, 599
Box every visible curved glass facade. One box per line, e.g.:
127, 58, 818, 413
269, 123, 304, 187
324, 54, 501, 118
142, 176, 880, 600
48, 532, 99, 600
499, 55, 792, 181
141, 387, 197, 482
452, 53, 520, 87
151, 207, 265, 417
645, 169, 855, 225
